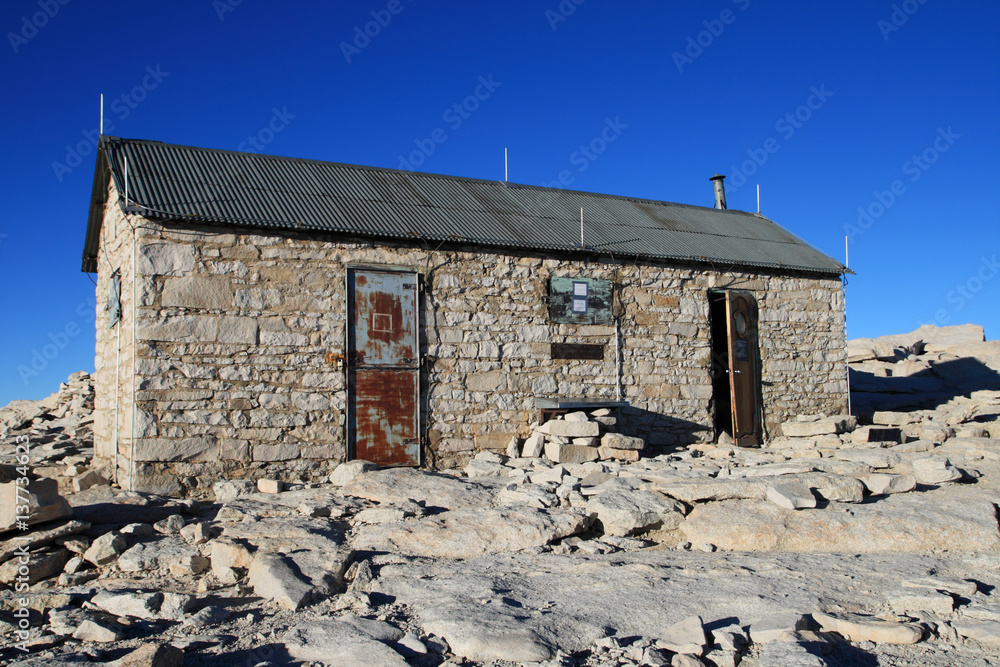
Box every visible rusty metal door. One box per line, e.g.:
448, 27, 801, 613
347, 268, 420, 466
725, 291, 760, 447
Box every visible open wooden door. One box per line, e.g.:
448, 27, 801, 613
347, 268, 421, 466
725, 291, 760, 447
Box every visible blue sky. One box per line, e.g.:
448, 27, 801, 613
1, 0, 998, 406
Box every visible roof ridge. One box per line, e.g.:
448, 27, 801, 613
100, 135, 763, 217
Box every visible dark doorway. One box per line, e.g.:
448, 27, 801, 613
708, 290, 761, 446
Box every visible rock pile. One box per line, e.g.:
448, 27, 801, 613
507, 409, 647, 465
849, 323, 1000, 417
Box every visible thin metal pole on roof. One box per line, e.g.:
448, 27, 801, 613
100, 94, 103, 135
757, 184, 760, 214
504, 148, 508, 182
845, 235, 849, 270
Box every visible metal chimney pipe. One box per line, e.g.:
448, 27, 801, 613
710, 173, 727, 210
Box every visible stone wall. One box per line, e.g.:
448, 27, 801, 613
92, 183, 138, 484
91, 188, 848, 494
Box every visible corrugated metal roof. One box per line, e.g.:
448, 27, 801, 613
82, 136, 847, 276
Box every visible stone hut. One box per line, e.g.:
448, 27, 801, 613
82, 136, 849, 495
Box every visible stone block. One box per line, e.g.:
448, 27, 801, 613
301, 445, 340, 459
258, 479, 283, 494
72, 470, 109, 493
248, 553, 314, 611
0, 477, 72, 532
114, 644, 184, 667
211, 539, 253, 573
766, 482, 817, 510
330, 460, 377, 486
748, 611, 809, 644
292, 392, 331, 411
213, 480, 256, 501
0, 549, 68, 583
781, 420, 838, 438
83, 532, 126, 566
91, 590, 164, 620
872, 411, 919, 426
134, 437, 219, 462
544, 441, 599, 464
538, 420, 600, 438
74, 618, 123, 643
522, 433, 545, 458
220, 439, 250, 461
813, 612, 923, 645
598, 447, 640, 462
658, 615, 707, 654
218, 316, 259, 344
888, 590, 955, 615
260, 329, 308, 346
253, 444, 301, 461
912, 457, 962, 484
860, 474, 916, 496
601, 432, 645, 450
953, 621, 1000, 647
138, 315, 218, 343
161, 277, 233, 309
467, 371, 506, 392
137, 242, 195, 276
475, 433, 518, 451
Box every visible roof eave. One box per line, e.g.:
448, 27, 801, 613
81, 136, 113, 273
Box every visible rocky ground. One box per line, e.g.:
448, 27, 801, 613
1, 325, 999, 667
